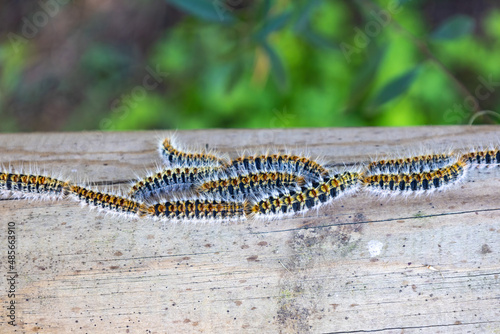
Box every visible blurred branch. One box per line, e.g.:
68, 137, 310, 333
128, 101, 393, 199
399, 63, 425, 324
360, 0, 482, 116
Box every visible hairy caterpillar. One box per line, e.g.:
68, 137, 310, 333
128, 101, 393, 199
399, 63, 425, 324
140, 198, 247, 221
460, 148, 500, 167
160, 137, 227, 167
368, 153, 456, 174
69, 184, 142, 215
362, 160, 468, 195
248, 172, 360, 218
222, 153, 328, 182
1, 137, 498, 222
129, 166, 221, 200
197, 171, 303, 200
0, 171, 70, 199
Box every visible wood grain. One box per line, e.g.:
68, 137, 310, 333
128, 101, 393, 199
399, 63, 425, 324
0, 127, 499, 333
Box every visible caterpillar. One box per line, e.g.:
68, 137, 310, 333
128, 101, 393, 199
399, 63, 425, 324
2, 137, 498, 222
69, 184, 143, 216
129, 166, 221, 201
222, 153, 328, 182
248, 171, 360, 218
160, 136, 227, 167
368, 153, 456, 174
362, 160, 468, 195
197, 171, 303, 200
0, 171, 70, 199
460, 148, 500, 167
0, 172, 143, 217
140, 198, 247, 221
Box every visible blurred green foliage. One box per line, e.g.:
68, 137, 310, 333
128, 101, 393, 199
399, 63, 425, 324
0, 0, 499, 132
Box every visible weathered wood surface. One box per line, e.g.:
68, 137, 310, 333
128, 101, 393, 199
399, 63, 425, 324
0, 127, 499, 334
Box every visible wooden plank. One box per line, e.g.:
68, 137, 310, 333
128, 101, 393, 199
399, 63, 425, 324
0, 126, 499, 333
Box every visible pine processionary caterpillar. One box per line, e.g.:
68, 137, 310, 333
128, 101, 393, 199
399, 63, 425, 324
128, 166, 221, 201
460, 148, 500, 167
368, 153, 456, 174
248, 172, 360, 218
197, 171, 303, 200
140, 199, 247, 221
160, 137, 227, 167
3, 137, 499, 223
362, 160, 468, 195
0, 172, 144, 217
0, 172, 70, 199
69, 185, 143, 215
223, 153, 328, 182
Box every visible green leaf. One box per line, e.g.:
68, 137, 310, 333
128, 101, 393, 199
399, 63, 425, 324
254, 11, 291, 41
372, 67, 420, 108
259, 0, 273, 19
348, 45, 387, 103
261, 42, 287, 91
293, 0, 322, 33
300, 24, 338, 50
167, 0, 235, 24
430, 15, 475, 41
224, 61, 245, 93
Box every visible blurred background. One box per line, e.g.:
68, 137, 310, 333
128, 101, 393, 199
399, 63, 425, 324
0, 0, 499, 132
